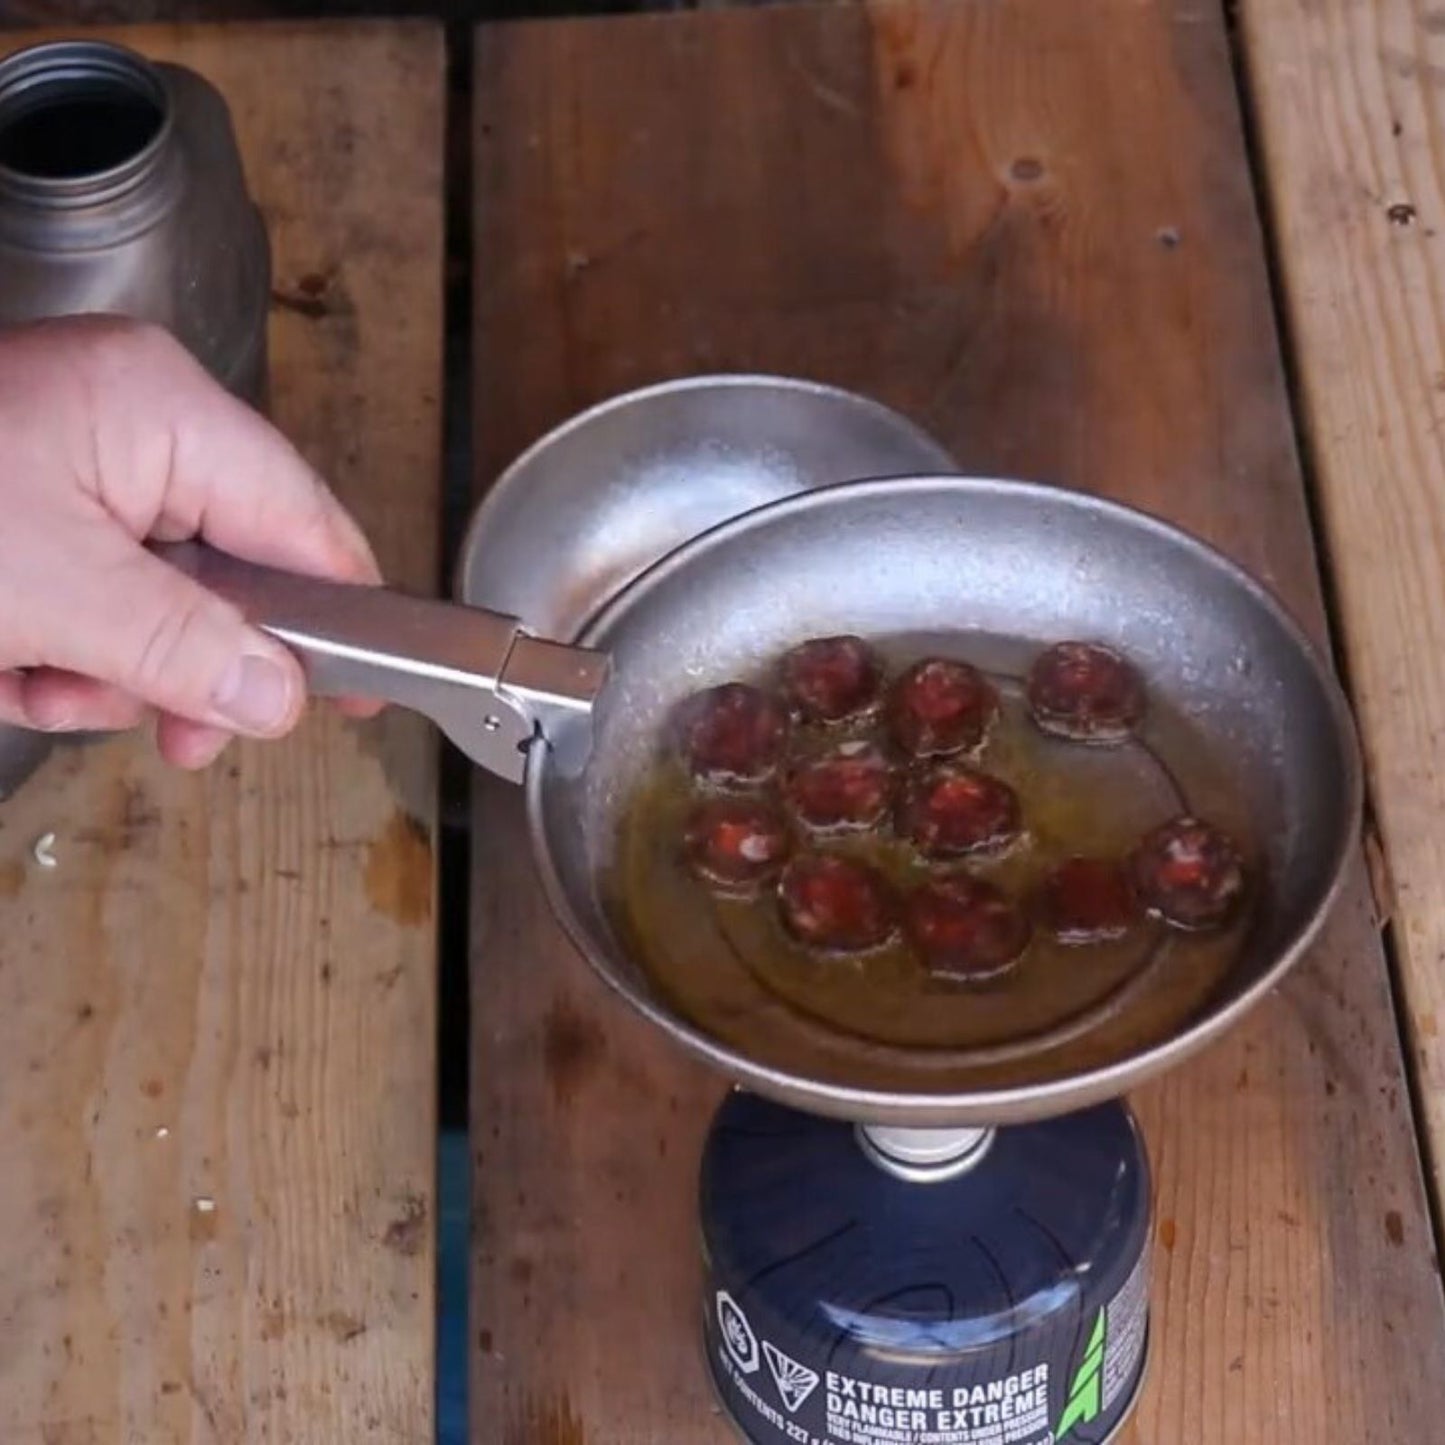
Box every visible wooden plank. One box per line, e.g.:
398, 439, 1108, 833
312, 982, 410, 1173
471, 2, 1445, 1442
1238, 0, 1445, 1217
0, 21, 444, 1444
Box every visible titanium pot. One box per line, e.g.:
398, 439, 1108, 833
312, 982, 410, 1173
154, 471, 1362, 1128
0, 37, 271, 802
0, 39, 269, 396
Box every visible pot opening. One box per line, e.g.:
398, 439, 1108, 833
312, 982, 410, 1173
0, 43, 167, 185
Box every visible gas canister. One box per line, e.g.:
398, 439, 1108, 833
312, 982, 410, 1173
701, 1092, 1151, 1445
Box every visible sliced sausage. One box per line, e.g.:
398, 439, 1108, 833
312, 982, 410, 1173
672, 682, 790, 787
904, 874, 1031, 982
683, 798, 792, 895
778, 635, 883, 724
1027, 641, 1144, 743
885, 657, 999, 758
1128, 815, 1245, 931
899, 764, 1023, 858
783, 741, 895, 834
777, 852, 899, 953
1037, 857, 1140, 944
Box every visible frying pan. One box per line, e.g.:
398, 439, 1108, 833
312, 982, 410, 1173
162, 472, 1361, 1128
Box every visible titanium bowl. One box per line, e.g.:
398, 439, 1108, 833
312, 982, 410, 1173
522, 475, 1363, 1128
456, 374, 958, 640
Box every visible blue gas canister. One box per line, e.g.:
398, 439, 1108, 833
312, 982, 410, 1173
700, 1093, 1152, 1445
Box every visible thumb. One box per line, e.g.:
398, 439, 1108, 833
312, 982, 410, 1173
55, 533, 306, 736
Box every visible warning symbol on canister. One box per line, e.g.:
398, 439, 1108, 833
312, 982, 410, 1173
762, 1339, 820, 1413
716, 1291, 760, 1375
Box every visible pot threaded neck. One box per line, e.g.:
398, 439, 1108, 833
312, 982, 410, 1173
0, 40, 171, 206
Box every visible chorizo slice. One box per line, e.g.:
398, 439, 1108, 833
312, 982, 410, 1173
784, 740, 895, 834
672, 682, 789, 787
885, 658, 999, 759
1037, 857, 1140, 944
904, 874, 1031, 982
778, 635, 883, 724
777, 852, 899, 953
1128, 815, 1245, 931
1027, 641, 1144, 744
899, 764, 1023, 859
683, 798, 792, 895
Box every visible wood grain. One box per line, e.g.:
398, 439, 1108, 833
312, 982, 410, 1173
471, 1, 1445, 1442
0, 21, 444, 1443
1239, 0, 1445, 1216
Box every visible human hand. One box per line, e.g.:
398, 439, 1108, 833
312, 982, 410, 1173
0, 314, 382, 769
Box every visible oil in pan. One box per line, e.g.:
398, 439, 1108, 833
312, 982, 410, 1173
700, 1093, 1151, 1445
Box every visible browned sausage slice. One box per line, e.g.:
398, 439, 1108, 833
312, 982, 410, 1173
899, 764, 1023, 858
784, 741, 894, 834
1026, 641, 1144, 743
1037, 857, 1140, 944
885, 658, 999, 758
778, 635, 883, 724
904, 874, 1031, 982
683, 798, 792, 894
777, 853, 898, 953
1128, 816, 1245, 930
672, 682, 790, 787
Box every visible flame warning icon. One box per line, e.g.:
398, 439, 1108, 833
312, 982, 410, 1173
762, 1340, 820, 1413
716, 1291, 760, 1375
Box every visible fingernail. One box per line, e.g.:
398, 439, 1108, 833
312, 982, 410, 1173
20, 683, 74, 732
182, 728, 233, 771
28, 702, 74, 732
213, 654, 293, 734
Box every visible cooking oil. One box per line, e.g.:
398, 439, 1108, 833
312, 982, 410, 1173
606, 643, 1256, 1093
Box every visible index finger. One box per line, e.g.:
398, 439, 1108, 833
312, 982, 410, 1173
84, 322, 384, 587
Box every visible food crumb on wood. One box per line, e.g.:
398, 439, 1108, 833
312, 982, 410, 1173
1363, 824, 1394, 929
383, 1194, 428, 1255
31, 832, 57, 868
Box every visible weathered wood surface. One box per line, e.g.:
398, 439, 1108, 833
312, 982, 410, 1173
1240, 0, 1445, 1231
0, 21, 445, 1444
470, 2, 1445, 1442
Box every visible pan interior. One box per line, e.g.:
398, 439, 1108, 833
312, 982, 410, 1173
529, 477, 1358, 1120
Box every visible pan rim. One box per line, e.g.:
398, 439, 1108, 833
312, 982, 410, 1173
526, 472, 1364, 1126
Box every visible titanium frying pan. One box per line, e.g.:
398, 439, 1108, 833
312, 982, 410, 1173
163, 473, 1361, 1127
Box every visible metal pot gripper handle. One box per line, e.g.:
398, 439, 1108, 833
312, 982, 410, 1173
155, 540, 609, 783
